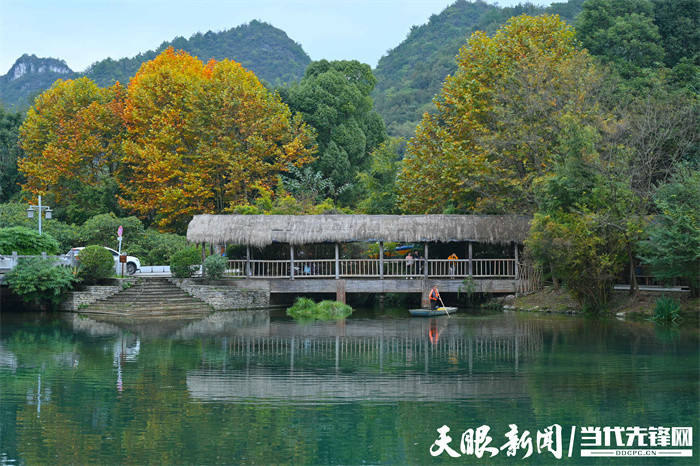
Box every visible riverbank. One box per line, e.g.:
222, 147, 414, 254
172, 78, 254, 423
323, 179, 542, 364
504, 286, 699, 325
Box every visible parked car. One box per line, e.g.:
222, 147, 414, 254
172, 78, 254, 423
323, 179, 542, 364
63, 247, 141, 275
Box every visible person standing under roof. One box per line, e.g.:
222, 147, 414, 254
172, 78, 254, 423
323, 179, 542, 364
448, 252, 458, 277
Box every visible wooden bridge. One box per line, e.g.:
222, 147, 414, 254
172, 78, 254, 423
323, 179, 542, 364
189, 214, 539, 304
222, 257, 539, 304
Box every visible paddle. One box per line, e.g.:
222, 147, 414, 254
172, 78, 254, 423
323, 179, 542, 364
438, 292, 450, 318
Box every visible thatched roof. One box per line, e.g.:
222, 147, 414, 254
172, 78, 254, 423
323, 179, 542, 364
187, 215, 532, 247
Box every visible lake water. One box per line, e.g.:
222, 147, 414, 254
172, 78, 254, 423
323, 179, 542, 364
1, 309, 697, 464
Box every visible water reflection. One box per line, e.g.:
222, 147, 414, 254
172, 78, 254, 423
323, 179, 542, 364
1, 310, 697, 464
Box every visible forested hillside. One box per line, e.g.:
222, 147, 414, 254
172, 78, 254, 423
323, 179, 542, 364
0, 21, 310, 110
0, 55, 77, 110
373, 0, 585, 137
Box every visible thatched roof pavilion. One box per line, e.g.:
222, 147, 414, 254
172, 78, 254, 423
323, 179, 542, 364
186, 215, 532, 247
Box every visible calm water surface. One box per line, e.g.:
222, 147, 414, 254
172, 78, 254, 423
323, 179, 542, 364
0, 309, 697, 464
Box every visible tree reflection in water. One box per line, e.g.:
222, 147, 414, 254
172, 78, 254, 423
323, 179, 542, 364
0, 311, 697, 463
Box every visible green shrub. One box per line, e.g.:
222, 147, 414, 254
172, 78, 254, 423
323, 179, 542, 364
0, 226, 61, 255
78, 245, 115, 284
204, 254, 227, 280
80, 213, 145, 251
286, 297, 353, 322
650, 295, 681, 323
0, 203, 79, 252
130, 230, 189, 266
170, 247, 201, 278
6, 257, 76, 307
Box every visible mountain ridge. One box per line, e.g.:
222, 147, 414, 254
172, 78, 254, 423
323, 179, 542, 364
0, 20, 311, 110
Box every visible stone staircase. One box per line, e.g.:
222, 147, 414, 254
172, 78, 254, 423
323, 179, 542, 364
83, 278, 213, 317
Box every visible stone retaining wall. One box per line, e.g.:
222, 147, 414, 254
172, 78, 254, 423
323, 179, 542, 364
169, 278, 270, 310
59, 286, 123, 311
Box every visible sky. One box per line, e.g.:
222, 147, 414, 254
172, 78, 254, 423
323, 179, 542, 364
0, 0, 556, 76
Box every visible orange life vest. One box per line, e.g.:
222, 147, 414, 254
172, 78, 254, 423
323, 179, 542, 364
429, 288, 439, 301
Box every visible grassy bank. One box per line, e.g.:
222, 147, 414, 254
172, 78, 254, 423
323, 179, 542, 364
506, 286, 699, 326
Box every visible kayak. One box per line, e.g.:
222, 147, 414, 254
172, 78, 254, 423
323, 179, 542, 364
408, 307, 457, 317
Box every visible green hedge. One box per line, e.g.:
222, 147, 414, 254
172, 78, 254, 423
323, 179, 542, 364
0, 226, 60, 255
78, 245, 115, 284
170, 247, 201, 278
6, 257, 76, 307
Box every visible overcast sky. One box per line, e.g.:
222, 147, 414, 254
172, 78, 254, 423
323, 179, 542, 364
0, 0, 556, 75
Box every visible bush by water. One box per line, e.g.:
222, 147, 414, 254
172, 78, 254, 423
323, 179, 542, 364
287, 297, 353, 322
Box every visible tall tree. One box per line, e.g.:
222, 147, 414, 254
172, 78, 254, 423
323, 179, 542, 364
282, 60, 386, 206
397, 14, 606, 214
576, 0, 665, 79
18, 77, 126, 223
357, 138, 405, 214
120, 48, 315, 231
639, 165, 700, 297
0, 108, 24, 202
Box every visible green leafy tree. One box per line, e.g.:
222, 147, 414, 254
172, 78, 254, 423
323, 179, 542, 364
357, 138, 404, 214
80, 213, 145, 251
639, 166, 700, 297
0, 226, 60, 255
130, 229, 189, 266
6, 257, 76, 307
527, 115, 643, 310
0, 203, 80, 252
527, 211, 627, 313
652, 0, 700, 69
0, 108, 24, 202
283, 60, 386, 206
576, 0, 665, 79
77, 245, 115, 284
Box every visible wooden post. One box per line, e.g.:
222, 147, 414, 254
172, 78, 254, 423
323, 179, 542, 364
335, 243, 340, 279
246, 245, 251, 277
421, 280, 430, 308
379, 241, 384, 279
336, 279, 346, 304
290, 244, 295, 280
514, 242, 519, 278
424, 242, 429, 278
468, 242, 473, 276
201, 243, 206, 266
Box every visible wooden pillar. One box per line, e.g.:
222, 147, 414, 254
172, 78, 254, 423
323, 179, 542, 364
290, 244, 295, 280
379, 241, 384, 279
468, 242, 473, 276
514, 242, 519, 278
246, 245, 251, 277
336, 280, 346, 304
424, 242, 429, 277
201, 243, 206, 265
421, 280, 430, 308
335, 243, 340, 279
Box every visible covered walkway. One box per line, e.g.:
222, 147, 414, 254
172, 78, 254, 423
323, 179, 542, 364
186, 214, 538, 303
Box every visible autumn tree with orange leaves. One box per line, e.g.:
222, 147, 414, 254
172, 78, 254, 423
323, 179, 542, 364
397, 15, 607, 214
19, 78, 126, 223
19, 48, 315, 231
119, 48, 315, 231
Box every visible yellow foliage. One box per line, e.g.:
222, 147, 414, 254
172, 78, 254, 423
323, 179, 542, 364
397, 15, 605, 214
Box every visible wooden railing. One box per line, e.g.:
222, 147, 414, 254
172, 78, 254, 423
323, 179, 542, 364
226, 258, 517, 279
